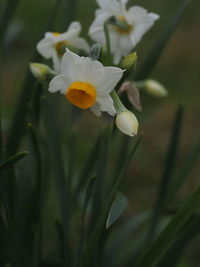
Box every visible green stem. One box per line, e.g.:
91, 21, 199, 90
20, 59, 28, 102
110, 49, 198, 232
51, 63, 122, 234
104, 21, 112, 65
110, 90, 126, 113
0, 0, 21, 42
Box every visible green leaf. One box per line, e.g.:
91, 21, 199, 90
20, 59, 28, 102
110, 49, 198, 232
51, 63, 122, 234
106, 191, 128, 229
0, 0, 21, 42
89, 134, 109, 231
0, 151, 28, 172
75, 176, 96, 267
41, 96, 72, 265
155, 214, 200, 267
136, 185, 200, 267
134, 0, 191, 80
83, 135, 142, 266
75, 134, 101, 196
147, 106, 184, 241
166, 139, 200, 204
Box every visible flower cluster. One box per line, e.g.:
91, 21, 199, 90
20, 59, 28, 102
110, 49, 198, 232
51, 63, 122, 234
30, 0, 167, 137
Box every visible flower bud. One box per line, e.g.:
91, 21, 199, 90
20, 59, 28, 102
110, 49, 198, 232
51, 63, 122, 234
29, 63, 52, 80
144, 79, 168, 97
121, 52, 137, 70
115, 110, 138, 137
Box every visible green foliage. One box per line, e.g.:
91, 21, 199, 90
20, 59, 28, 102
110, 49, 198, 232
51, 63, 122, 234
0, 0, 199, 267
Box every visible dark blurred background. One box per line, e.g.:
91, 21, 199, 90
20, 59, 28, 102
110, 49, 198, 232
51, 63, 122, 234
1, 0, 200, 264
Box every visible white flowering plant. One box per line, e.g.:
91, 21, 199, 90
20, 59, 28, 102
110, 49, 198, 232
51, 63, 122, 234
0, 0, 199, 267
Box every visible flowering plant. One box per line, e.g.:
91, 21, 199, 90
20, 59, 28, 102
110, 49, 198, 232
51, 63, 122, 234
1, 0, 198, 267
31, 0, 167, 137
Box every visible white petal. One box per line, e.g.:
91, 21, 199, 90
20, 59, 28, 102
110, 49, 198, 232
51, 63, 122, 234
36, 38, 54, 58
67, 21, 81, 33
125, 6, 159, 47
112, 34, 133, 64
113, 52, 122, 65
96, 66, 124, 94
61, 49, 105, 86
96, 0, 123, 15
60, 49, 123, 98
70, 37, 90, 52
48, 74, 71, 94
127, 6, 159, 24
89, 11, 110, 43
96, 94, 116, 116
57, 22, 81, 41
90, 103, 101, 116
60, 49, 80, 80
120, 0, 128, 5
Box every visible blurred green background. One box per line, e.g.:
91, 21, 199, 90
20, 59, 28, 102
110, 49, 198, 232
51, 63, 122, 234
1, 0, 200, 265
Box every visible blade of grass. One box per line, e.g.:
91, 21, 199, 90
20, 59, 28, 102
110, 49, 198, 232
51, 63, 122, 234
136, 185, 200, 267
0, 0, 21, 42
75, 135, 101, 196
101, 211, 150, 267
83, 135, 142, 266
166, 139, 200, 204
134, 0, 191, 80
41, 96, 72, 266
0, 151, 28, 171
147, 106, 184, 241
27, 122, 43, 266
0, 151, 18, 234
155, 214, 200, 267
89, 134, 109, 231
75, 176, 96, 267
0, 215, 9, 266
106, 191, 128, 229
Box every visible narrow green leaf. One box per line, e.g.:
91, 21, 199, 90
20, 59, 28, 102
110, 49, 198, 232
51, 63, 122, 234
0, 216, 9, 266
89, 135, 109, 231
134, 0, 191, 80
75, 135, 101, 196
0, 151, 28, 172
155, 214, 200, 267
0, 0, 21, 42
106, 191, 128, 229
76, 176, 96, 267
83, 135, 142, 266
41, 96, 72, 266
166, 139, 200, 204
136, 185, 200, 267
147, 106, 184, 240
103, 212, 151, 267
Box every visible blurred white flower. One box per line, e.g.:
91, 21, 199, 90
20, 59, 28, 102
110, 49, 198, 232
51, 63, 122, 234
89, 0, 159, 64
37, 21, 89, 72
115, 110, 138, 137
48, 49, 124, 116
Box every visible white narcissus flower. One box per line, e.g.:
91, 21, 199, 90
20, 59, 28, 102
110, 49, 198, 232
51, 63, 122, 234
89, 0, 159, 64
37, 21, 89, 73
48, 49, 124, 116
